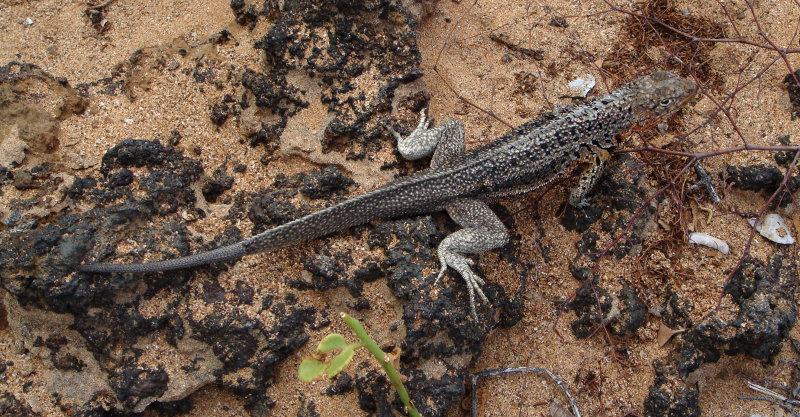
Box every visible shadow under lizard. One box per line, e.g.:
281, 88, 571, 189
78, 70, 697, 319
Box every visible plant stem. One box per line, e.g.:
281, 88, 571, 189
342, 313, 422, 417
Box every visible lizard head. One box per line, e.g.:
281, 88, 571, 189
626, 70, 697, 128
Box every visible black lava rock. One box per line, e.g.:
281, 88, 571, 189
785, 70, 800, 119
299, 166, 356, 200
246, 189, 303, 233
107, 168, 134, 188
678, 255, 797, 376
726, 164, 800, 207
643, 360, 700, 417
112, 365, 170, 410
202, 168, 235, 203
325, 372, 355, 396
560, 203, 602, 233
568, 270, 647, 338
726, 164, 785, 192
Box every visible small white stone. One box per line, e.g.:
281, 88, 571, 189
567, 74, 596, 98
24, 18, 33, 26
748, 214, 795, 244
123, 118, 134, 124
688, 232, 729, 255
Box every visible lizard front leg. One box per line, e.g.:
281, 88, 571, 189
382, 108, 464, 162
568, 146, 612, 208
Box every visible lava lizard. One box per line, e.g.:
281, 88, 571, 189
78, 70, 697, 318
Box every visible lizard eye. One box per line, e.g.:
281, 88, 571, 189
660, 98, 673, 106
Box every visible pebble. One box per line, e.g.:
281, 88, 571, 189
748, 213, 795, 245
688, 232, 730, 255
567, 74, 596, 98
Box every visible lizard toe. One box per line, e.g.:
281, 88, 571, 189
439, 250, 490, 318
416, 108, 429, 131
434, 259, 448, 285
380, 121, 404, 141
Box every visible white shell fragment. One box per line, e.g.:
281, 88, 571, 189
748, 214, 795, 245
688, 232, 730, 255
567, 74, 596, 98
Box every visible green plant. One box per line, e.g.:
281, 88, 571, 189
298, 313, 422, 417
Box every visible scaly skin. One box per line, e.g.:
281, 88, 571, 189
79, 70, 696, 318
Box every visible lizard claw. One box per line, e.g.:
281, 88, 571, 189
436, 249, 489, 320
434, 262, 447, 285
380, 120, 404, 141
569, 196, 591, 209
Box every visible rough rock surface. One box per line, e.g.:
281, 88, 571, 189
678, 255, 797, 376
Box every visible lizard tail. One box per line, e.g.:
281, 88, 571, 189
76, 242, 245, 273
78, 169, 451, 274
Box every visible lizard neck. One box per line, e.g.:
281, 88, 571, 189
566, 85, 638, 148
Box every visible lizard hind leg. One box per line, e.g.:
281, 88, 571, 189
436, 198, 509, 319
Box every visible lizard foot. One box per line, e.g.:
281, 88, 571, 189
381, 109, 440, 160
381, 108, 429, 140
436, 249, 489, 320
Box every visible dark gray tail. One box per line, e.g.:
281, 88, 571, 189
76, 242, 245, 273
78, 167, 455, 274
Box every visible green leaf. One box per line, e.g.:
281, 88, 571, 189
298, 358, 328, 382
326, 345, 357, 378
318, 334, 347, 353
